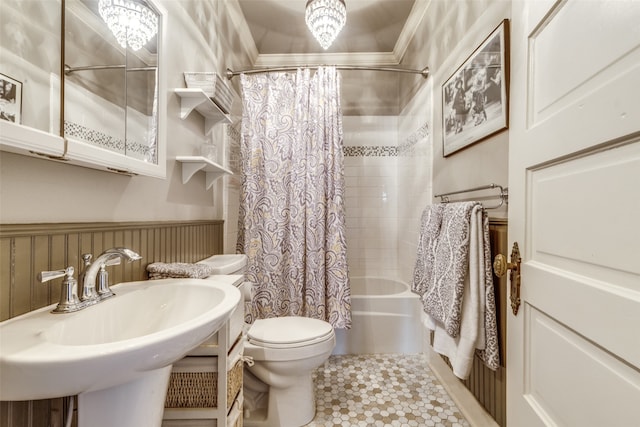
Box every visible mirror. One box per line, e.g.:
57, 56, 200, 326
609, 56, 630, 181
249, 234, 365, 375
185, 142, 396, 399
64, 0, 160, 164
0, 0, 62, 135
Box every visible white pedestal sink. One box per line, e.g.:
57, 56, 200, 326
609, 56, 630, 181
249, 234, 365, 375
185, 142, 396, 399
0, 278, 241, 427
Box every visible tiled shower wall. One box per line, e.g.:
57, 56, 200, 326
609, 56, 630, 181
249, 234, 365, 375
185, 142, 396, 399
223, 123, 242, 254
397, 81, 434, 284
342, 116, 398, 279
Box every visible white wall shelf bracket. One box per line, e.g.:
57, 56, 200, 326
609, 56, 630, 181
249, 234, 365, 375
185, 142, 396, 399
176, 156, 233, 190
174, 89, 231, 135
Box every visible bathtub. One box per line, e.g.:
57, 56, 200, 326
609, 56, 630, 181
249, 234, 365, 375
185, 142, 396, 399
333, 277, 423, 355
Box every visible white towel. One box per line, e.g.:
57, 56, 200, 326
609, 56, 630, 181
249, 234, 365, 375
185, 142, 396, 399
421, 204, 500, 379
426, 204, 483, 378
420, 202, 479, 337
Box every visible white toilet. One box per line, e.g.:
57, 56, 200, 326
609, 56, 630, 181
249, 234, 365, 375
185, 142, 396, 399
243, 316, 335, 427
198, 254, 336, 427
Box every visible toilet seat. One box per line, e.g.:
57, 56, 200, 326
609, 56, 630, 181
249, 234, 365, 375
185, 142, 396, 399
247, 317, 334, 348
244, 316, 336, 362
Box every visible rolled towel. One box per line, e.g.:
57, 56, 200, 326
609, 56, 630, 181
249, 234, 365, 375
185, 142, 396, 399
146, 262, 216, 280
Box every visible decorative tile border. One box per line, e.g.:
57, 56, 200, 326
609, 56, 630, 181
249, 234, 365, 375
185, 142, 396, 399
227, 120, 430, 159
398, 121, 430, 156
64, 121, 155, 162
343, 145, 398, 157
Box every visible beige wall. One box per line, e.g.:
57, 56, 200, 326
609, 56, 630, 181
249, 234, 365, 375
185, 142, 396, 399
0, 0, 251, 227
398, 0, 511, 283
0, 0, 511, 266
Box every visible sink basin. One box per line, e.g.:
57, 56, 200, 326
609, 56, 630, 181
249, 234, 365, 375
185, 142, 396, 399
0, 278, 241, 426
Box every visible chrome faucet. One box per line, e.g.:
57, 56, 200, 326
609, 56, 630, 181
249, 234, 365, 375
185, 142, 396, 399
38, 266, 82, 313
80, 247, 142, 305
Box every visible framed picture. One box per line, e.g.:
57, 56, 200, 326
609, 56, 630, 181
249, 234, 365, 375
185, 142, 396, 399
442, 19, 509, 156
0, 73, 22, 124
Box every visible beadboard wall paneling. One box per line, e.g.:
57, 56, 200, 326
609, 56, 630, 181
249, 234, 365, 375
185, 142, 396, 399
437, 218, 508, 426
0, 221, 224, 321
0, 220, 224, 427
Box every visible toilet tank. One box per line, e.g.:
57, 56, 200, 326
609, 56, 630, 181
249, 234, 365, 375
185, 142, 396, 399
197, 254, 247, 275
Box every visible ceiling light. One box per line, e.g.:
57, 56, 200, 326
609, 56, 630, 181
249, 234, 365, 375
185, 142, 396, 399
98, 0, 158, 51
305, 0, 347, 50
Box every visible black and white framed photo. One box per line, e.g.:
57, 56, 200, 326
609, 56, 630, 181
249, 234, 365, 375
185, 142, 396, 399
0, 73, 23, 124
442, 19, 509, 157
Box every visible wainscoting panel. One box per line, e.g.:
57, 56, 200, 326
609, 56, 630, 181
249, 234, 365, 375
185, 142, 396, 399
0, 220, 224, 427
464, 218, 507, 425
437, 218, 507, 426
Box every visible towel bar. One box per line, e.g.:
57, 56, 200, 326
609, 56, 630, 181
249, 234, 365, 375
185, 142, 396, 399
434, 183, 508, 209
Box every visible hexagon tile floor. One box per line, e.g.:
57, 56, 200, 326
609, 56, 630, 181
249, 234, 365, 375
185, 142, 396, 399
305, 353, 469, 427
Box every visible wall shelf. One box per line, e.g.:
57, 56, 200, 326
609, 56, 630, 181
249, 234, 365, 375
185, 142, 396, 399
176, 156, 233, 190
175, 89, 231, 135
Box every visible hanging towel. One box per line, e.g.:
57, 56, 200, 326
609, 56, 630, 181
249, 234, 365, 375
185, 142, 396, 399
422, 201, 479, 337
146, 262, 216, 280
423, 205, 499, 378
476, 211, 500, 371
412, 204, 445, 298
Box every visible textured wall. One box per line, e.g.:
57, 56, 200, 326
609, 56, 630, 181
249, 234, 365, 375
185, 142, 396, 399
398, 0, 511, 286
0, 0, 251, 225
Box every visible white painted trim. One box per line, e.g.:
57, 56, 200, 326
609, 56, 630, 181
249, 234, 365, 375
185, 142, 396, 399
226, 0, 259, 64
254, 52, 400, 67
394, 0, 431, 62
425, 345, 499, 427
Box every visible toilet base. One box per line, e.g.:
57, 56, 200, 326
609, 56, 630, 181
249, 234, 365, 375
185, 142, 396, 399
243, 373, 315, 427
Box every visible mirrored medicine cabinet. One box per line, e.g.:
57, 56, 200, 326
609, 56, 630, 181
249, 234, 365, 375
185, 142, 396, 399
0, 0, 166, 177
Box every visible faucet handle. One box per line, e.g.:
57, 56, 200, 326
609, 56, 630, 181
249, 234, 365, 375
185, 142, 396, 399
38, 267, 73, 283
38, 267, 83, 313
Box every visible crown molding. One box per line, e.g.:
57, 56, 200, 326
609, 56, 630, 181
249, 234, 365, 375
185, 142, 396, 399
254, 51, 400, 67
393, 0, 431, 63
227, 0, 259, 64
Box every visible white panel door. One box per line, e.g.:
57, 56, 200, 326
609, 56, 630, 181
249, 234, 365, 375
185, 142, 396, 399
508, 1, 640, 425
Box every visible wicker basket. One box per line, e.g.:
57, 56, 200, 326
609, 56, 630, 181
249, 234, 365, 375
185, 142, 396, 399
165, 357, 243, 410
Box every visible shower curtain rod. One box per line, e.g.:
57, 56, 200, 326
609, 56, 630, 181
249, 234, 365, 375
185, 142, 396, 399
225, 65, 429, 80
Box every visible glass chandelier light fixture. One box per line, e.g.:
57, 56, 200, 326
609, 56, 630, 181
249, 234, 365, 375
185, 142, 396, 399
305, 0, 347, 50
98, 0, 158, 51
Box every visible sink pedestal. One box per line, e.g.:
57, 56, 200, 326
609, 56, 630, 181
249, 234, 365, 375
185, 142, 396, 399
78, 366, 172, 427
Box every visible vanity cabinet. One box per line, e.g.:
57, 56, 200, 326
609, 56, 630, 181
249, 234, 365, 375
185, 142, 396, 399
162, 279, 245, 427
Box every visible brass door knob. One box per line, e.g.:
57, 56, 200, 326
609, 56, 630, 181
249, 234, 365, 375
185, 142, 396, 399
493, 254, 512, 277
493, 242, 522, 316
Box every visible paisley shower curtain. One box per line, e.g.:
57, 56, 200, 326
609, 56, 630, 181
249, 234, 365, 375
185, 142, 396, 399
237, 67, 351, 329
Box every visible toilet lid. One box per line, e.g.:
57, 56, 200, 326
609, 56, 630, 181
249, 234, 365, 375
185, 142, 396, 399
247, 317, 334, 348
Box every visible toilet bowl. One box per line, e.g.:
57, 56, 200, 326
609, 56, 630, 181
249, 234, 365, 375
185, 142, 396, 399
197, 254, 336, 427
243, 316, 336, 427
